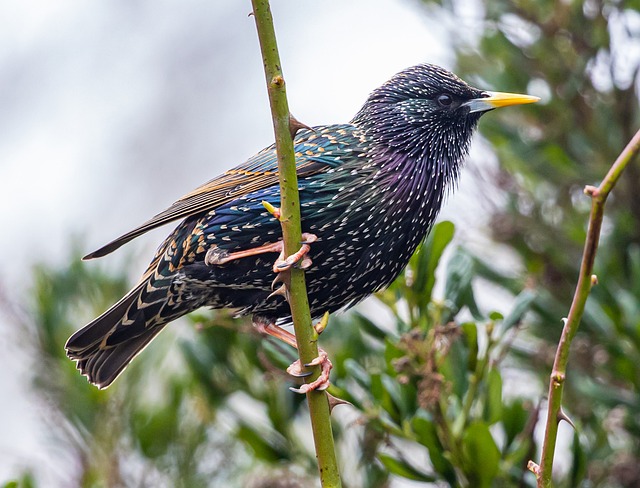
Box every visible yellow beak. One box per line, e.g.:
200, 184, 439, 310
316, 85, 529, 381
466, 91, 540, 113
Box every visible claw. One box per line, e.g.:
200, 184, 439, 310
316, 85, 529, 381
287, 348, 333, 394
204, 246, 229, 265
300, 233, 318, 245
273, 233, 318, 273
288, 369, 314, 378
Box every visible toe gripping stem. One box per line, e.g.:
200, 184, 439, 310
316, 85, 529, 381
253, 314, 332, 394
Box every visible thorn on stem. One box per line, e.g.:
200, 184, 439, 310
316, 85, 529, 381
289, 114, 314, 138
267, 284, 288, 301
271, 273, 287, 291
326, 392, 352, 413
557, 408, 576, 430
271, 75, 284, 87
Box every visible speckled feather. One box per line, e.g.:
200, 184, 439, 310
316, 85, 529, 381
66, 64, 489, 387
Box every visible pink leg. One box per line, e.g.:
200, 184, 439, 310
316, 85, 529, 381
253, 316, 332, 393
205, 241, 282, 266
205, 233, 318, 271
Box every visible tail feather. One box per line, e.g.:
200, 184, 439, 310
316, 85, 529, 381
75, 327, 164, 389
66, 283, 145, 353
65, 282, 168, 389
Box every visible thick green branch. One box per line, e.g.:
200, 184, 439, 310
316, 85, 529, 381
250, 2, 342, 486
530, 128, 640, 486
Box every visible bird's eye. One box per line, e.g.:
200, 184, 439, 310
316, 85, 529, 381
437, 93, 453, 107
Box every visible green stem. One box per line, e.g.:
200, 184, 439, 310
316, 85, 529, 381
533, 128, 640, 486
250, 2, 342, 486
456, 350, 489, 435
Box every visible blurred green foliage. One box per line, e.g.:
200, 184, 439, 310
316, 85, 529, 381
419, 0, 640, 485
5, 1, 640, 486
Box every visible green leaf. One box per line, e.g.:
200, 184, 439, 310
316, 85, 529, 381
412, 415, 456, 481
462, 422, 501, 488
484, 368, 503, 425
2, 473, 36, 488
629, 244, 640, 298
382, 374, 406, 419
502, 400, 530, 449
489, 311, 504, 321
384, 338, 407, 371
356, 312, 392, 340
132, 384, 182, 459
443, 249, 480, 319
461, 322, 478, 372
235, 423, 289, 463
441, 337, 470, 400
413, 221, 456, 309
570, 430, 587, 486
344, 359, 372, 389
377, 453, 437, 482
501, 289, 536, 333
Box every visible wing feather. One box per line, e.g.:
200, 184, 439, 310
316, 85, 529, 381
83, 126, 353, 260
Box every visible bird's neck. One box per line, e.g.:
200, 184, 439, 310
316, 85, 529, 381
378, 149, 452, 225
353, 110, 472, 217
370, 137, 465, 222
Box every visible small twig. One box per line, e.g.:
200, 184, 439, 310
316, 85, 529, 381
531, 128, 640, 486
250, 2, 342, 487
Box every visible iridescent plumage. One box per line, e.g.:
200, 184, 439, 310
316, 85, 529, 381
66, 64, 537, 388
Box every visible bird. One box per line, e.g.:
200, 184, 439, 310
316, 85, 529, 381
66, 64, 538, 389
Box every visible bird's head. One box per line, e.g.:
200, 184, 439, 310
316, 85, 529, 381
353, 64, 538, 164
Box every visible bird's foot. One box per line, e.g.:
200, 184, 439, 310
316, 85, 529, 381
252, 316, 333, 394
287, 348, 333, 394
273, 233, 318, 273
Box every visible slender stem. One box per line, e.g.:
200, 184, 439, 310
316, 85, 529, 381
532, 129, 640, 486
250, 2, 342, 486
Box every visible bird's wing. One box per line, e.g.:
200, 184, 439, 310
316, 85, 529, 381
84, 125, 361, 259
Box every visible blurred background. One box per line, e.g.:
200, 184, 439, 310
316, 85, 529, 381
1, 1, 639, 487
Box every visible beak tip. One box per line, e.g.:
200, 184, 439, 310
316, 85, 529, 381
483, 91, 541, 108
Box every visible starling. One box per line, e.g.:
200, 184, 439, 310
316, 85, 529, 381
66, 64, 538, 389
